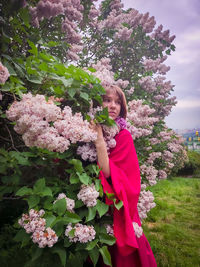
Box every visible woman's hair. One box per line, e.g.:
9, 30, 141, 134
103, 85, 128, 119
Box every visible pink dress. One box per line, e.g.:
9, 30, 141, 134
99, 129, 157, 267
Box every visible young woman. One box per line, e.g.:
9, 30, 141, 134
93, 85, 157, 267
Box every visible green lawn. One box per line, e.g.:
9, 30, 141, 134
143, 177, 200, 267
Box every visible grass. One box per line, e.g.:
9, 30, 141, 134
143, 177, 200, 267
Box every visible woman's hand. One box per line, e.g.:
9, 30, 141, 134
90, 121, 110, 178
90, 121, 104, 146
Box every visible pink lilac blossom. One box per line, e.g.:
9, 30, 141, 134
146, 152, 162, 164
98, 3, 156, 35
18, 209, 45, 234
29, 0, 84, 61
0, 62, 10, 84
138, 76, 157, 93
143, 56, 170, 75
18, 209, 58, 248
158, 170, 167, 180
6, 93, 97, 152
132, 222, 143, 238
0, 92, 2, 101
32, 227, 58, 248
77, 184, 99, 207
151, 24, 175, 48
54, 193, 75, 213
138, 190, 156, 220
105, 224, 114, 236
126, 100, 158, 140
65, 223, 96, 243
140, 164, 158, 186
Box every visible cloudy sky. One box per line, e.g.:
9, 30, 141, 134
98, 0, 200, 130
123, 0, 200, 130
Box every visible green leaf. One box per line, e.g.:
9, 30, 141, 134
95, 179, 101, 191
27, 195, 40, 208
69, 159, 83, 173
26, 76, 43, 84
89, 247, 100, 266
67, 87, 76, 98
31, 247, 43, 262
113, 199, 123, 210
16, 186, 33, 196
40, 187, 52, 197
45, 214, 56, 228
14, 229, 27, 242
53, 198, 66, 216
33, 178, 45, 194
99, 246, 112, 266
3, 61, 17, 76
105, 192, 115, 200
86, 207, 96, 222
70, 173, 79, 184
96, 200, 109, 217
77, 172, 90, 185
60, 77, 73, 87
10, 151, 30, 165
53, 221, 65, 237
99, 233, 116, 246
86, 239, 99, 251
80, 92, 89, 100
52, 247, 66, 267
63, 211, 81, 223
28, 40, 38, 56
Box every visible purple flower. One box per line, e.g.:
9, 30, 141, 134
115, 117, 127, 130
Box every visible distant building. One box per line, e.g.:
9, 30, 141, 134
184, 131, 200, 153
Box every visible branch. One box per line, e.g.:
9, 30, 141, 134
5, 124, 19, 151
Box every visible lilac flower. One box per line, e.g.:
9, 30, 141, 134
0, 62, 10, 84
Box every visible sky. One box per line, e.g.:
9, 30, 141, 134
122, 0, 200, 130
98, 0, 200, 130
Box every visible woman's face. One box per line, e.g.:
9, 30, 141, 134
102, 90, 121, 120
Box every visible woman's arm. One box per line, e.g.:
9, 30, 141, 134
93, 124, 110, 178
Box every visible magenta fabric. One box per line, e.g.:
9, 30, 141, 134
99, 129, 157, 267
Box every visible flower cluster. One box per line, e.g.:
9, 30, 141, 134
0, 62, 10, 84
77, 184, 99, 207
65, 223, 96, 243
29, 0, 84, 60
54, 193, 75, 213
18, 209, 58, 248
132, 222, 143, 238
6, 93, 97, 152
77, 116, 120, 162
143, 56, 170, 75
137, 190, 156, 220
126, 100, 158, 140
105, 224, 114, 236
140, 165, 158, 186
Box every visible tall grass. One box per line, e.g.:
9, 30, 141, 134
143, 177, 200, 267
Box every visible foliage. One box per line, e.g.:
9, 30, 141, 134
177, 150, 200, 177
0, 0, 187, 266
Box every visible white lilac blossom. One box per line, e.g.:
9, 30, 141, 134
132, 222, 143, 238
6, 93, 97, 152
65, 223, 96, 243
77, 184, 99, 207
54, 193, 75, 213
0, 62, 10, 84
